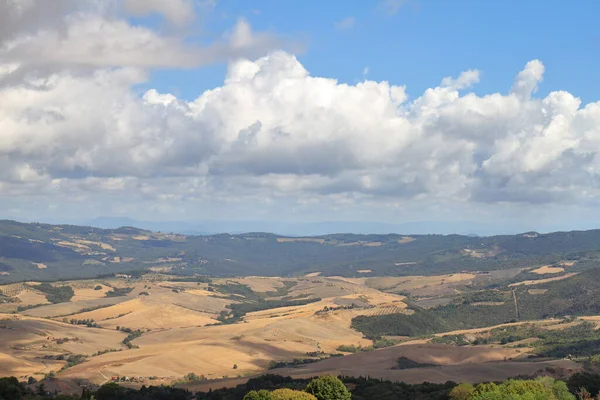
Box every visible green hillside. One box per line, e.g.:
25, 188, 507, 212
352, 267, 600, 339
2, 219, 600, 282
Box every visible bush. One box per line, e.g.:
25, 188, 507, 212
305, 375, 351, 400
105, 287, 133, 297
271, 388, 317, 400
244, 390, 273, 400
449, 383, 475, 400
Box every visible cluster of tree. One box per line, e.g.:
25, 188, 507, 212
34, 283, 74, 303
66, 318, 100, 328
313, 304, 361, 316
448, 377, 575, 400
218, 298, 322, 324
533, 322, 600, 359
431, 334, 473, 347
117, 326, 143, 349
196, 374, 456, 400
92, 348, 122, 357
243, 376, 350, 400
267, 356, 342, 370
59, 354, 87, 371
168, 276, 212, 283
335, 339, 399, 353
5, 372, 600, 400
393, 356, 438, 370
63, 304, 113, 315
105, 287, 133, 297
352, 267, 600, 339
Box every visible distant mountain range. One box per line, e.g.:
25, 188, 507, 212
2, 217, 600, 283
86, 217, 534, 237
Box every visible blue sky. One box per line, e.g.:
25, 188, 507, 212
148, 0, 600, 104
1, 0, 600, 234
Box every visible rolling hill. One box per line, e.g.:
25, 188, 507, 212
1, 219, 600, 282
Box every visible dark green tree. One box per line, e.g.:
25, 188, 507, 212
0, 377, 25, 400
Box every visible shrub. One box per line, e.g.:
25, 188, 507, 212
271, 388, 317, 400
244, 390, 272, 400
449, 383, 475, 400
305, 375, 351, 400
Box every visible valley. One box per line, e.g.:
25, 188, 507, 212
3, 220, 600, 397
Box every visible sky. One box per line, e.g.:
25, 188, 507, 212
1, 0, 600, 234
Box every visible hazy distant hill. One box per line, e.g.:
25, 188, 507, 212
1, 219, 600, 282
87, 217, 526, 236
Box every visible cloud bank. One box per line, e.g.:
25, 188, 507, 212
1, 1, 599, 222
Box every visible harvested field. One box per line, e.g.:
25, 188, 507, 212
68, 298, 218, 330
23, 297, 129, 318
531, 265, 564, 274
509, 273, 578, 287
16, 290, 50, 306
75, 239, 116, 252
222, 277, 286, 293
365, 273, 475, 296
183, 346, 580, 391
1, 273, 586, 388
0, 314, 126, 378
71, 285, 112, 302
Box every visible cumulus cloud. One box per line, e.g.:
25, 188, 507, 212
2, 1, 600, 222
0, 1, 288, 70
3, 49, 600, 210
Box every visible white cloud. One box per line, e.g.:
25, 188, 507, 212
2, 1, 600, 223
0, 2, 289, 70
123, 0, 196, 26
335, 17, 355, 30
3, 49, 600, 213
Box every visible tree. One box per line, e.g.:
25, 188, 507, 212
244, 390, 273, 400
450, 383, 475, 400
96, 382, 127, 400
36, 382, 46, 397
27, 376, 37, 385
0, 377, 25, 400
569, 373, 600, 397
469, 378, 576, 400
271, 388, 317, 400
305, 375, 351, 400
